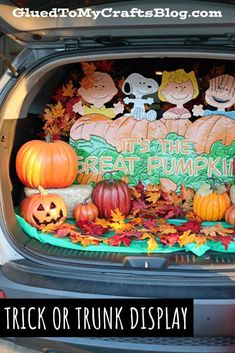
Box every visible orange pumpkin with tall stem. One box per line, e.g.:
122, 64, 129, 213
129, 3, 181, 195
16, 135, 78, 188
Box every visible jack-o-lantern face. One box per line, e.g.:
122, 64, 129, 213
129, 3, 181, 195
20, 187, 67, 229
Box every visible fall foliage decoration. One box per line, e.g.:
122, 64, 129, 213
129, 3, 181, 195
38, 207, 235, 254
20, 186, 67, 230
73, 197, 99, 222
19, 181, 235, 254
41, 60, 117, 138
16, 136, 78, 189
42, 83, 79, 138
92, 172, 131, 219
193, 183, 231, 221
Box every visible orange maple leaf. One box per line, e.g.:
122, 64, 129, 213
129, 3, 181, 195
145, 183, 161, 204
109, 209, 131, 231
62, 80, 76, 97
128, 216, 144, 226
79, 76, 95, 90
131, 188, 142, 199
179, 230, 196, 247
50, 101, 65, 118
81, 62, 96, 76
95, 218, 110, 229
42, 107, 53, 122
200, 227, 217, 237
141, 232, 158, 253
180, 184, 195, 211
40, 222, 76, 234
79, 236, 101, 247
195, 235, 207, 248
166, 191, 182, 206
158, 224, 178, 234
145, 192, 161, 204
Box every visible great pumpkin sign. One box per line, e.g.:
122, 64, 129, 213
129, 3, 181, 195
70, 113, 235, 190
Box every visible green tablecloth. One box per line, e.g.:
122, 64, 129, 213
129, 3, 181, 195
16, 214, 235, 257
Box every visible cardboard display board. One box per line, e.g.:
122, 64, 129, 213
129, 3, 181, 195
70, 71, 235, 190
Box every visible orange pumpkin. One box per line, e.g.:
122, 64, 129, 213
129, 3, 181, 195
77, 172, 103, 185
16, 137, 78, 188
185, 115, 235, 154
70, 114, 168, 152
20, 186, 67, 229
193, 184, 231, 221
161, 118, 192, 136
225, 205, 235, 225
73, 200, 99, 222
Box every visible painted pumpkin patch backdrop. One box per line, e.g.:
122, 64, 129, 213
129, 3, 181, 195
70, 113, 235, 190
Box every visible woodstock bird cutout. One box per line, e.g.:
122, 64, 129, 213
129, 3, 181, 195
122, 73, 159, 121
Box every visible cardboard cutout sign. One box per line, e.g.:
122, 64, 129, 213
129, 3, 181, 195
70, 114, 234, 190
158, 69, 199, 120
70, 69, 234, 190
193, 74, 235, 120
122, 73, 159, 121
73, 72, 124, 119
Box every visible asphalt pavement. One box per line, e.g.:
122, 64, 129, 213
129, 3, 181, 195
0, 339, 41, 353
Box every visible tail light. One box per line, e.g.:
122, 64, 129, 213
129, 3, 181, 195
0, 290, 7, 298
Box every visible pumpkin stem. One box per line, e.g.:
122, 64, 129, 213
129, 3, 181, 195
45, 134, 51, 143
38, 185, 48, 196
83, 196, 91, 204
103, 171, 117, 181
208, 177, 225, 191
211, 184, 217, 192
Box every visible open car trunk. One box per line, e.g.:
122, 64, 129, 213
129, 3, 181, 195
0, 3, 235, 351
1, 47, 235, 286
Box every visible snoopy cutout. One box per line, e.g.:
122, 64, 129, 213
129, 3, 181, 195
122, 73, 159, 121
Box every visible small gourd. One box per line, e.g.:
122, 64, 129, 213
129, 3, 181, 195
73, 197, 99, 222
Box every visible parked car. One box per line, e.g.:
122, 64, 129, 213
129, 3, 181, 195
0, 0, 235, 352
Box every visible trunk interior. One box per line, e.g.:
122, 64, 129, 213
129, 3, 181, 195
1, 51, 235, 292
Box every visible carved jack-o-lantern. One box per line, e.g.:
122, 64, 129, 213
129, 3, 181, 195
20, 186, 67, 229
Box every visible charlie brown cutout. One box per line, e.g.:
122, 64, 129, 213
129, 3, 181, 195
73, 72, 124, 119
193, 74, 235, 120
158, 69, 199, 120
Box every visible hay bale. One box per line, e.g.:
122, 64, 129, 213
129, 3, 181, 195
24, 185, 93, 218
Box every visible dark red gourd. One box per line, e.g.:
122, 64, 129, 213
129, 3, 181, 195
92, 172, 131, 219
